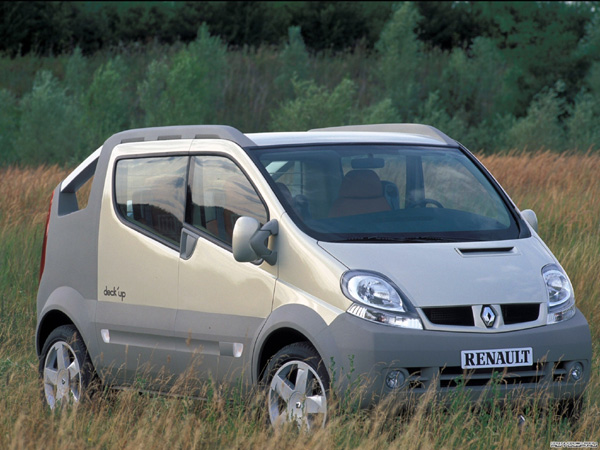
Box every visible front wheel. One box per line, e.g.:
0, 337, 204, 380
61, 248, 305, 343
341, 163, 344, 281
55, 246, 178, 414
263, 342, 329, 430
39, 324, 95, 409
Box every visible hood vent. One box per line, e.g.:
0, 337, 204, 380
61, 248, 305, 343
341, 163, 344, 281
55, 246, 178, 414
456, 247, 516, 257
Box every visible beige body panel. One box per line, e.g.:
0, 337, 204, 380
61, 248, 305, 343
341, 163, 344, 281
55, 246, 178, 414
180, 139, 278, 315
98, 226, 181, 308
95, 140, 192, 384
273, 214, 349, 325
185, 141, 351, 324
174, 140, 279, 381
95, 137, 347, 383
273, 278, 345, 326
178, 240, 275, 316
97, 140, 192, 308
175, 232, 276, 382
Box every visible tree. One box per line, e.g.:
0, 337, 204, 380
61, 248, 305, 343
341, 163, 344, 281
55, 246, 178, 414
138, 25, 227, 126
415, 1, 482, 50
473, 1, 592, 116
375, 2, 424, 120
0, 2, 76, 56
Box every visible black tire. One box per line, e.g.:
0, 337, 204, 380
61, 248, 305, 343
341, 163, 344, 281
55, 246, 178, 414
262, 342, 329, 430
39, 324, 96, 409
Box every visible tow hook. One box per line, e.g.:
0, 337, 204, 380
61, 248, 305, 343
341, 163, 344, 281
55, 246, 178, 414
517, 414, 526, 433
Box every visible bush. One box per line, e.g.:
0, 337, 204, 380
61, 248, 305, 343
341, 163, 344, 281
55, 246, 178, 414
460, 114, 516, 153
584, 61, 600, 98
138, 25, 226, 127
375, 2, 424, 120
566, 92, 600, 151
507, 83, 567, 151
270, 76, 401, 132
64, 47, 89, 98
84, 57, 134, 145
361, 98, 400, 124
437, 38, 511, 126
138, 58, 169, 128
270, 78, 358, 131
0, 90, 20, 165
14, 71, 85, 165
274, 26, 310, 100
416, 91, 468, 142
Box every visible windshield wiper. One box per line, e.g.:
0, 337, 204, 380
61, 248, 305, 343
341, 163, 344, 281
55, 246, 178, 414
395, 236, 464, 243
332, 235, 463, 243
332, 236, 406, 243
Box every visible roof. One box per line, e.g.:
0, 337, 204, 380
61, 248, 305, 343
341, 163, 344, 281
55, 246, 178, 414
246, 131, 453, 148
247, 124, 457, 148
62, 124, 457, 192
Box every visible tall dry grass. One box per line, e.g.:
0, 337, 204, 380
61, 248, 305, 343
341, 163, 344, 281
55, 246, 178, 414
481, 151, 600, 342
0, 165, 68, 229
0, 153, 599, 449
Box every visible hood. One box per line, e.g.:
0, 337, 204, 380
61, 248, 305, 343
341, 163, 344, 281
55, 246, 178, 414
318, 237, 553, 308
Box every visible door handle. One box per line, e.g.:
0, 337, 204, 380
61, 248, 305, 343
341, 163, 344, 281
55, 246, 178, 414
180, 229, 198, 260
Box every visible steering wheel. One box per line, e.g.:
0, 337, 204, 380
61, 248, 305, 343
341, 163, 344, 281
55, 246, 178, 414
409, 198, 444, 208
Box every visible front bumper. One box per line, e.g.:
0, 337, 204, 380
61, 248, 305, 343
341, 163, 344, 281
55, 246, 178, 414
322, 309, 592, 406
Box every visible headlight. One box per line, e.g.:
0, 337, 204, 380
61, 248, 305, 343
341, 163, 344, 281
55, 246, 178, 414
341, 271, 423, 329
542, 264, 576, 324
346, 274, 404, 312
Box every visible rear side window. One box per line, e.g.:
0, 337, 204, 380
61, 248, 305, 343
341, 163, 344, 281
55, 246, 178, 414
115, 156, 187, 246
187, 155, 267, 246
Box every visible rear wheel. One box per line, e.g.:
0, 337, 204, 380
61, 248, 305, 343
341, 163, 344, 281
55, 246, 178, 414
263, 342, 329, 430
39, 325, 95, 409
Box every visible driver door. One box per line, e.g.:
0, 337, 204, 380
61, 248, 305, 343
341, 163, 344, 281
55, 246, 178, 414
173, 154, 276, 389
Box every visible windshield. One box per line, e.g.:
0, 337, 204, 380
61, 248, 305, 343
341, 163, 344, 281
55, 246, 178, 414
256, 145, 520, 242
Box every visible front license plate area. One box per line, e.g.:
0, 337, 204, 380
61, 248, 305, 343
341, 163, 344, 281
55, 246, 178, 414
461, 347, 533, 369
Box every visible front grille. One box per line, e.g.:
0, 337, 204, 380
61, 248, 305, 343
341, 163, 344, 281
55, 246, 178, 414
422, 306, 474, 326
405, 368, 426, 389
439, 364, 545, 388
422, 304, 541, 327
390, 362, 569, 392
501, 304, 540, 325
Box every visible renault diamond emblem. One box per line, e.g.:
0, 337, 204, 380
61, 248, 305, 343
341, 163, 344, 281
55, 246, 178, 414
481, 306, 496, 328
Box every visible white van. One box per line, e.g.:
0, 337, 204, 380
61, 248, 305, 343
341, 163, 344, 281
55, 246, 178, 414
36, 124, 591, 428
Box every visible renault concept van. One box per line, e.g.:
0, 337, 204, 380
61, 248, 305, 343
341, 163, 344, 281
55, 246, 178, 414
37, 124, 592, 428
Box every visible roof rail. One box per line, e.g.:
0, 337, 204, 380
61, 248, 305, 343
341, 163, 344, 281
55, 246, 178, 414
102, 125, 256, 152
61, 147, 101, 193
308, 123, 456, 145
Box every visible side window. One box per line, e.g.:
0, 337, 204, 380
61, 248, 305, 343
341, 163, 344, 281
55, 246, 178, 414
115, 156, 187, 246
75, 174, 94, 210
187, 156, 267, 246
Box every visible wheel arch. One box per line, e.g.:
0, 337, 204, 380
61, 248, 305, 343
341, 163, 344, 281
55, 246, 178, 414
36, 286, 99, 360
257, 327, 313, 381
36, 309, 75, 355
253, 304, 340, 384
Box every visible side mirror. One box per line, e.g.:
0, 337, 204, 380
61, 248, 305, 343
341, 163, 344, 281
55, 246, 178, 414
232, 217, 279, 265
521, 209, 538, 233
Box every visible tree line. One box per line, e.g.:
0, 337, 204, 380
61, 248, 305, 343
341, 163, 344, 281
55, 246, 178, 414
1, 1, 600, 165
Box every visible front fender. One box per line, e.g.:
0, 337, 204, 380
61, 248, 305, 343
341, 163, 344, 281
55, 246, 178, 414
252, 303, 349, 387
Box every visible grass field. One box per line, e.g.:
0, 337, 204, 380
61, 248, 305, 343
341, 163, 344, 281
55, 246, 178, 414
0, 151, 598, 449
